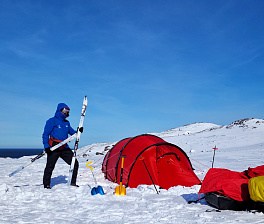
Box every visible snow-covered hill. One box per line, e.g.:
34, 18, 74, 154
1, 118, 264, 223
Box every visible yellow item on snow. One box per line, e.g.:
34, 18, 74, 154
114, 156, 126, 196
86, 161, 94, 171
248, 176, 264, 202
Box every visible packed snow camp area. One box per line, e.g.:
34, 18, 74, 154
1, 118, 264, 224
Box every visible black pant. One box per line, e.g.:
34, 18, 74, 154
43, 148, 79, 186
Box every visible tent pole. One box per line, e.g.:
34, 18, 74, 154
142, 159, 159, 194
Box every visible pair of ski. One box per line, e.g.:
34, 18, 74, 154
9, 96, 88, 187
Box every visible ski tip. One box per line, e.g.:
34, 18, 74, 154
83, 96, 88, 105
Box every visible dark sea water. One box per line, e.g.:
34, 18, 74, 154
0, 148, 43, 158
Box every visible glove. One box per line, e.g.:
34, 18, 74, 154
79, 127, 84, 133
45, 147, 52, 155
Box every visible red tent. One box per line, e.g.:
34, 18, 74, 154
102, 134, 201, 189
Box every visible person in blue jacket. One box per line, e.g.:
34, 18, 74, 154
42, 102, 82, 189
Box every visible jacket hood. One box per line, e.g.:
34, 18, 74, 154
56, 103, 70, 112
55, 103, 70, 120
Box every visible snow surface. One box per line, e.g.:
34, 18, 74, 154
1, 118, 264, 223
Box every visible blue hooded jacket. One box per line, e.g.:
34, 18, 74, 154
42, 103, 76, 149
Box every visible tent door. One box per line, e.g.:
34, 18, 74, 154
157, 153, 187, 189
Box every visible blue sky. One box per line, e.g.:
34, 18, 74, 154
0, 0, 264, 148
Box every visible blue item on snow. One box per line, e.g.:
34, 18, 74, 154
86, 160, 104, 196
42, 103, 76, 149
91, 186, 105, 195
